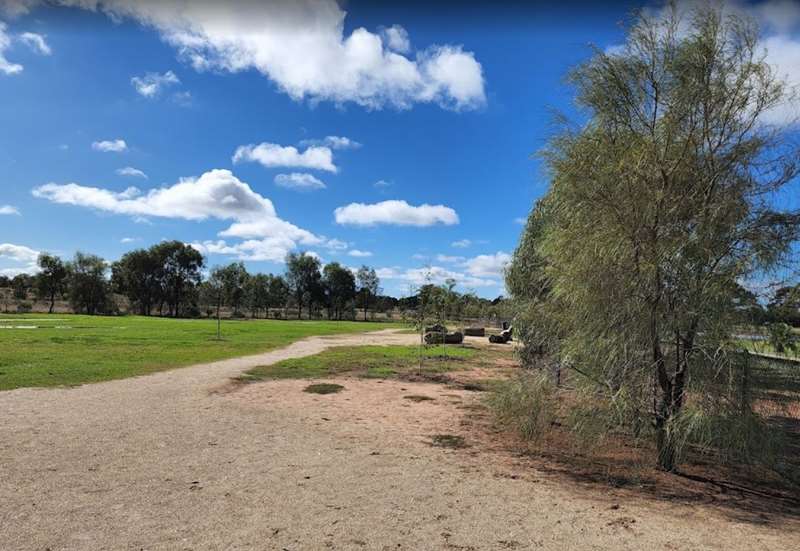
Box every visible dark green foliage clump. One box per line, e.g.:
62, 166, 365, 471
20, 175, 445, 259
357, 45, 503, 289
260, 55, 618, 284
304, 383, 344, 395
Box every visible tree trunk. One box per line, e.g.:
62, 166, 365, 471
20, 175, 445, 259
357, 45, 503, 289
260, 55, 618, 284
48, 293, 55, 314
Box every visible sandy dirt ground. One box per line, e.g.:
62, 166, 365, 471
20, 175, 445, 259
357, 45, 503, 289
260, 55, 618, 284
1, 329, 798, 550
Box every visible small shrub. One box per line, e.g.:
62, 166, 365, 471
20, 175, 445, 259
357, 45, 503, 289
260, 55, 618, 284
767, 322, 797, 354
486, 371, 556, 443
304, 383, 344, 394
430, 434, 468, 448
16, 302, 32, 314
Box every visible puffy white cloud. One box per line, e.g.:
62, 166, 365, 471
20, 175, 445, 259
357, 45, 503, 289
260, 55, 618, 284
0, 22, 22, 75
0, 243, 37, 263
0, 242, 39, 275
233, 143, 337, 172
348, 249, 372, 257
299, 135, 361, 150
120, 237, 139, 244
334, 199, 458, 227
274, 172, 326, 191
461, 251, 511, 278
116, 166, 148, 179
92, 139, 128, 153
131, 70, 179, 97
4, 0, 485, 110
32, 169, 333, 263
18, 31, 50, 55
382, 25, 410, 54
0, 204, 20, 215
34, 169, 275, 221
451, 239, 471, 248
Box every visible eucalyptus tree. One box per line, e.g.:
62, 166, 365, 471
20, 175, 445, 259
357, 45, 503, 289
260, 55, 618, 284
285, 252, 322, 319
323, 262, 356, 320
66, 252, 111, 315
35, 253, 68, 313
510, 4, 800, 471
356, 265, 380, 321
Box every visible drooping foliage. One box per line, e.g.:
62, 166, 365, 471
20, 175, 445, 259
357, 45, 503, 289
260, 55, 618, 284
508, 4, 800, 471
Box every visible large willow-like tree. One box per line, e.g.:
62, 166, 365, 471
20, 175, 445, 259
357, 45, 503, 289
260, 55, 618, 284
510, 4, 799, 471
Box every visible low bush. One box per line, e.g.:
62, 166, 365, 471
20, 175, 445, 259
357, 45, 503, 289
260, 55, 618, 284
486, 371, 556, 443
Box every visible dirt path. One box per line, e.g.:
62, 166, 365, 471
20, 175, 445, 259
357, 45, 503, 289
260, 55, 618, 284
1, 329, 797, 550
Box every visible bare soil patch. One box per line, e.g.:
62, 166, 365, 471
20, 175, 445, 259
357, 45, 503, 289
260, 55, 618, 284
1, 329, 798, 550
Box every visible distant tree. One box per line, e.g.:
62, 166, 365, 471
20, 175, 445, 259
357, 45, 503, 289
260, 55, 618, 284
267, 274, 289, 318
150, 241, 204, 317
216, 262, 249, 316
66, 252, 111, 315
246, 273, 271, 318
12, 274, 30, 300
35, 253, 68, 313
323, 262, 356, 320
356, 266, 380, 321
111, 249, 161, 316
285, 252, 322, 319
767, 284, 800, 326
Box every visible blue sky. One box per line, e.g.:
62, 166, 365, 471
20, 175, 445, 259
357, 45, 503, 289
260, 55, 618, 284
1, 1, 798, 297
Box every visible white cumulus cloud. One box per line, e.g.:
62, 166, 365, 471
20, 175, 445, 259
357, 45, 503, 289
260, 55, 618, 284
348, 249, 373, 257
334, 199, 458, 227
0, 242, 39, 275
3, 0, 486, 110
274, 172, 326, 191
460, 251, 511, 278
382, 24, 410, 54
451, 239, 472, 248
32, 169, 330, 263
0, 22, 22, 75
92, 139, 128, 153
131, 70, 180, 97
233, 142, 337, 173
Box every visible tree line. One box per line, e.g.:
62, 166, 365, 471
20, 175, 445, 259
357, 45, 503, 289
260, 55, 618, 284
0, 241, 388, 321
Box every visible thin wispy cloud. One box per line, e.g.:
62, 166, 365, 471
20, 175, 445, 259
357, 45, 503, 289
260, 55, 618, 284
116, 167, 148, 179
131, 70, 180, 98
0, 205, 20, 215
274, 173, 326, 191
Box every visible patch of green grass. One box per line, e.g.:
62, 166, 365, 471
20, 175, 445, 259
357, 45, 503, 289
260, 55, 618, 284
304, 383, 344, 394
243, 345, 476, 382
0, 314, 404, 390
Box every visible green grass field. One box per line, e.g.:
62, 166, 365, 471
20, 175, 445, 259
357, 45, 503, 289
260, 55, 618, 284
240, 345, 476, 382
0, 314, 403, 390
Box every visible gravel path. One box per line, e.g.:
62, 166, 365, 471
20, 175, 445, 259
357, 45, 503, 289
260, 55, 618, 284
1, 329, 797, 550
